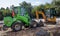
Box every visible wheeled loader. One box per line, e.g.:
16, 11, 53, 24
3, 6, 44, 31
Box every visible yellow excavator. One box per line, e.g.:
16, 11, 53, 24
36, 8, 56, 24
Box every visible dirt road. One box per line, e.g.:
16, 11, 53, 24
0, 21, 60, 36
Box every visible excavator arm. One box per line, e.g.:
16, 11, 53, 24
36, 11, 46, 20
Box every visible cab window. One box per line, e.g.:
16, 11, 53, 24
20, 7, 26, 16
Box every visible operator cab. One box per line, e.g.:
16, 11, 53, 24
45, 8, 56, 23
45, 8, 56, 18
13, 6, 26, 16
12, 6, 32, 20
12, 6, 32, 22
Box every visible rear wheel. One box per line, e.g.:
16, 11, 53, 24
11, 22, 22, 32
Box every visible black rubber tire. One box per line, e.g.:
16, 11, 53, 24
3, 25, 8, 31
11, 22, 22, 32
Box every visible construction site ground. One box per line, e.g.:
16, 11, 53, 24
0, 21, 60, 36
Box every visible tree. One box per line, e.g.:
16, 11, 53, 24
20, 1, 33, 18
32, 4, 45, 14
0, 7, 5, 10
52, 0, 60, 17
45, 3, 52, 8
6, 7, 10, 13
0, 7, 5, 13
20, 1, 32, 11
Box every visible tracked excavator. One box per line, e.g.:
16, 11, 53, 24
36, 8, 56, 24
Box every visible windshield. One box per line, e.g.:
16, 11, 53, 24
46, 9, 50, 18
20, 7, 26, 16
14, 8, 18, 14
13, 7, 27, 16
45, 8, 56, 18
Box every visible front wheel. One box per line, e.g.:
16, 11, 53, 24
11, 22, 22, 32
